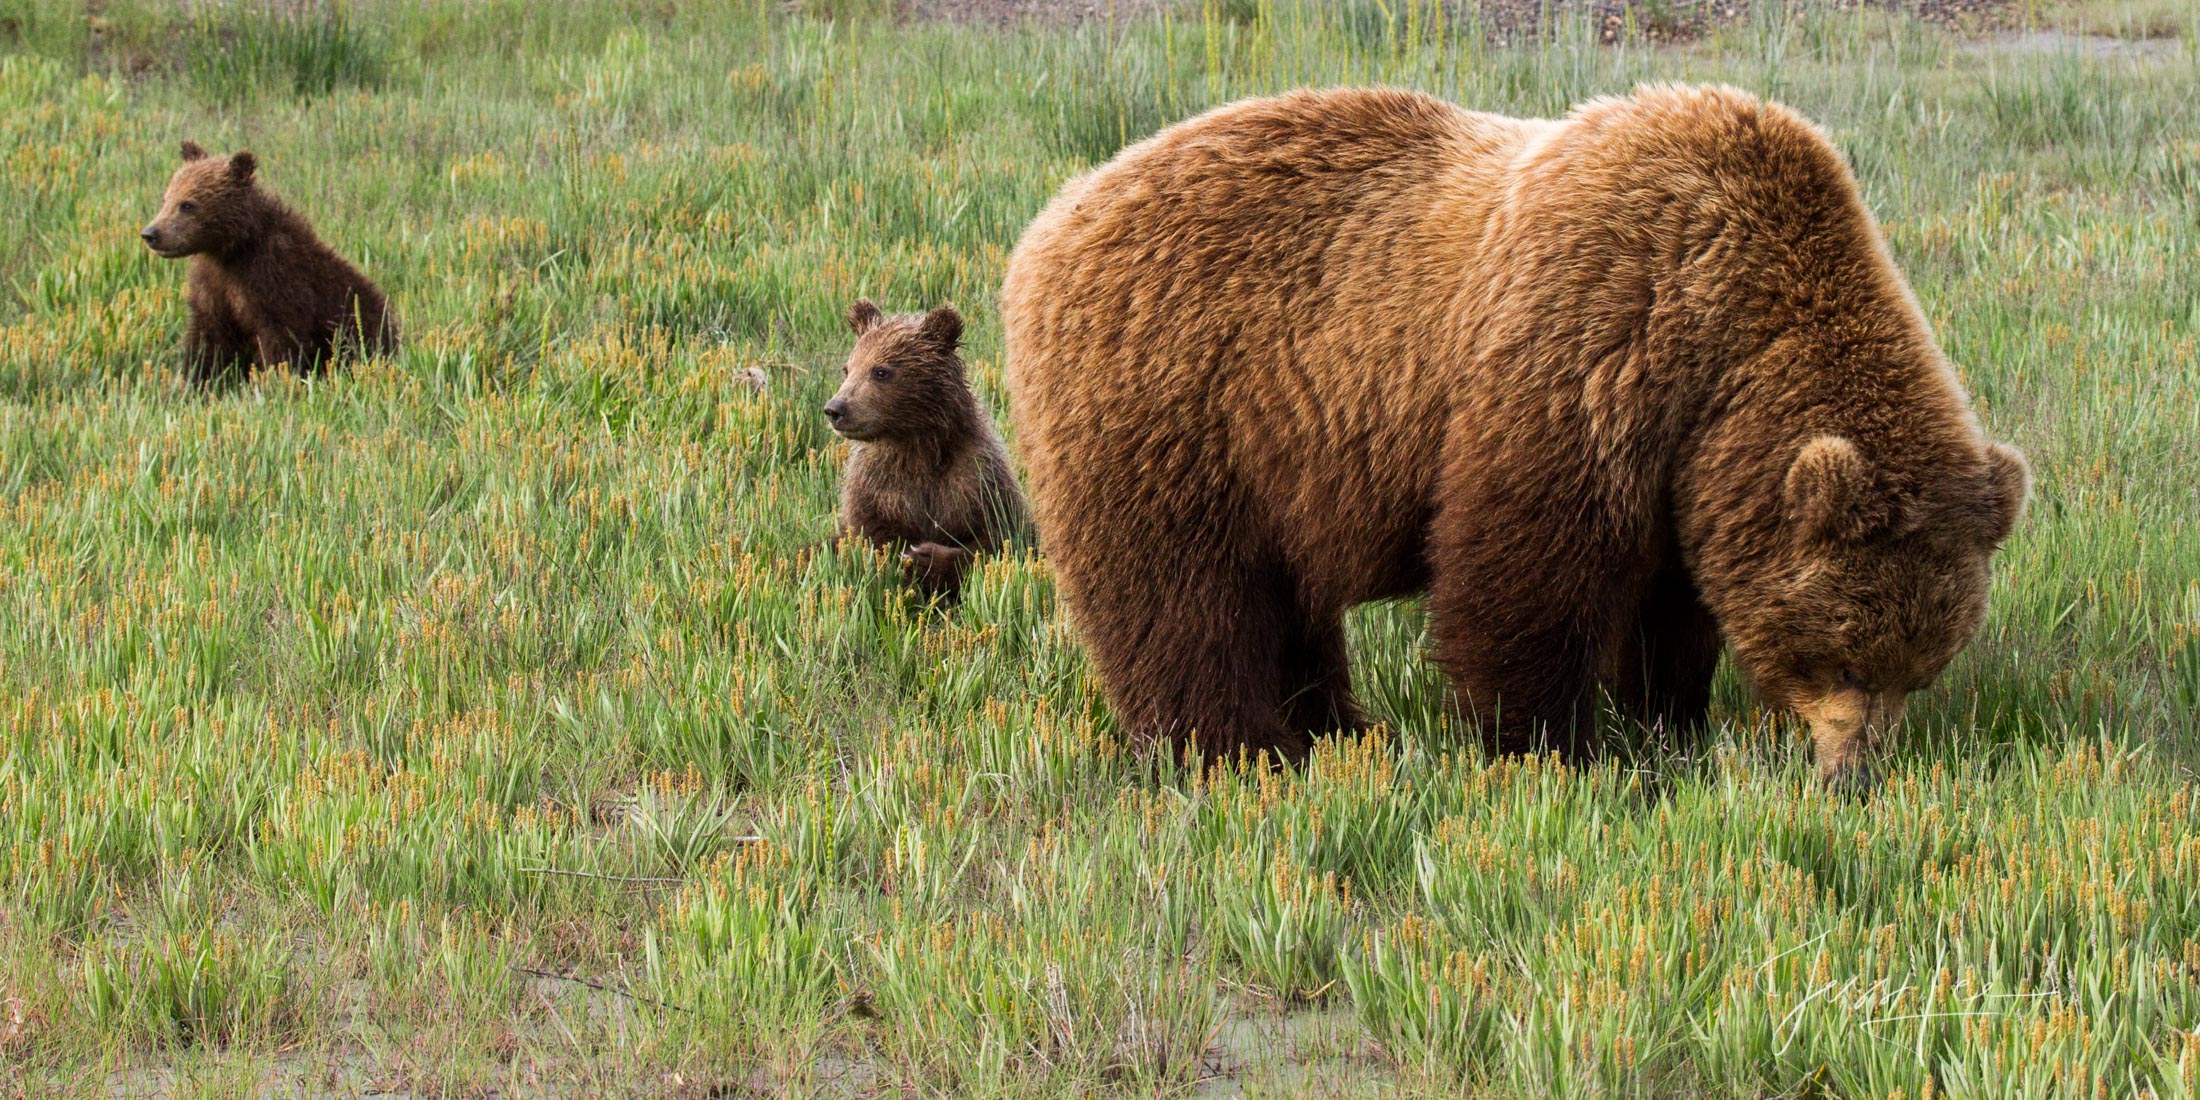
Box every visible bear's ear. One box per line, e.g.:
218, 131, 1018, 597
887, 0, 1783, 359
1977, 442, 2030, 548
180, 141, 207, 162
228, 150, 257, 182
846, 298, 883, 335
1784, 435, 1874, 543
918, 303, 963, 351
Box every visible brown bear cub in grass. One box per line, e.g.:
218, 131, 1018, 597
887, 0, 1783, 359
828, 300, 1025, 599
141, 142, 397, 384
1003, 84, 2029, 789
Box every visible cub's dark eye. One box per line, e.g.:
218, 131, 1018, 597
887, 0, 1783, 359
178, 201, 197, 214
869, 367, 893, 383
1838, 668, 1867, 691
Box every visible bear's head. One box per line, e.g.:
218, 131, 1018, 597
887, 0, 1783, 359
824, 300, 967, 444
140, 142, 260, 259
1719, 434, 2030, 791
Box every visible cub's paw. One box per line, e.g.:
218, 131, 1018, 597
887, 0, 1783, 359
900, 542, 972, 596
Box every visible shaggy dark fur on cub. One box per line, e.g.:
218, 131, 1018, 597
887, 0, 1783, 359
141, 142, 397, 383
828, 300, 1025, 598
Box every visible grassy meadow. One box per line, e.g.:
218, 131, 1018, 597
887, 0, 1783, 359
1, 0, 2197, 1095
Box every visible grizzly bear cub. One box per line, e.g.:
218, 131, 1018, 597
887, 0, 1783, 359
828, 300, 1024, 598
140, 142, 398, 384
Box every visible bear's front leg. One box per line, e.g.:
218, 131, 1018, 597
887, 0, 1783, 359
1426, 453, 1647, 761
900, 542, 973, 598
183, 307, 251, 387
1429, 588, 1605, 760
1609, 567, 1724, 746
1280, 614, 1371, 740
1037, 514, 1313, 765
252, 325, 321, 378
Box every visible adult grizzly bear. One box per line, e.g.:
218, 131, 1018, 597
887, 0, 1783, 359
141, 142, 397, 384
1001, 85, 2028, 787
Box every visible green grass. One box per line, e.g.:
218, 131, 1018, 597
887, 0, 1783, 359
1, 0, 2196, 1095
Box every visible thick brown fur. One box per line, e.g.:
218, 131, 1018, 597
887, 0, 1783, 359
829, 300, 1026, 598
141, 142, 398, 384
1001, 84, 2028, 781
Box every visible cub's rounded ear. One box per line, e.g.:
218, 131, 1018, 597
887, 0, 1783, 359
1978, 442, 2030, 548
1784, 435, 1873, 543
846, 298, 883, 335
919, 303, 963, 350
228, 150, 257, 182
180, 141, 207, 162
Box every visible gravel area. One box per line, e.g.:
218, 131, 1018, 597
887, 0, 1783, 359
894, 0, 2028, 40
1470, 0, 2024, 44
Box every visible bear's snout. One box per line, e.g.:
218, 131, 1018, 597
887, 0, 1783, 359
140, 224, 185, 257
1798, 687, 1905, 796
1821, 759, 1881, 799
823, 398, 848, 425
